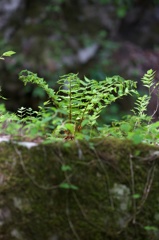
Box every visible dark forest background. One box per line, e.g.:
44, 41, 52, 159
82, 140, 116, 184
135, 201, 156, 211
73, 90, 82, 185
1, 0, 159, 122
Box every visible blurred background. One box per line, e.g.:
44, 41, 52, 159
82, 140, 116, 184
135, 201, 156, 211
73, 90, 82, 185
1, 0, 159, 123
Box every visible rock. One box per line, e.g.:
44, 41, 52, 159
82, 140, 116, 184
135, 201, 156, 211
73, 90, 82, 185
1, 138, 159, 239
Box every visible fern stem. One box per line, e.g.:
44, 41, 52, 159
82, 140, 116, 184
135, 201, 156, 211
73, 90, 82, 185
69, 78, 72, 123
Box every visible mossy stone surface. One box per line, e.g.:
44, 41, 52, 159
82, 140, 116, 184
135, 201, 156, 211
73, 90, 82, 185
1, 138, 159, 240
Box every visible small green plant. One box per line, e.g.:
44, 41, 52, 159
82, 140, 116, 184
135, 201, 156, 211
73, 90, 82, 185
101, 69, 159, 145
19, 70, 137, 139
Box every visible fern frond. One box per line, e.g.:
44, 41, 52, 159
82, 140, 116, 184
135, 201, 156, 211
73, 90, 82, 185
19, 70, 58, 105
17, 107, 27, 119
57, 73, 81, 123
132, 95, 150, 117
141, 69, 156, 89
130, 69, 157, 128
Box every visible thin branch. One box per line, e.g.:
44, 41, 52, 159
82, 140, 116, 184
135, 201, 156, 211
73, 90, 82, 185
65, 194, 81, 240
137, 161, 156, 213
129, 154, 136, 223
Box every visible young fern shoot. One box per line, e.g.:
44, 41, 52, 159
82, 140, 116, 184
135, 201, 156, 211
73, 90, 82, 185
141, 69, 156, 94
132, 69, 156, 127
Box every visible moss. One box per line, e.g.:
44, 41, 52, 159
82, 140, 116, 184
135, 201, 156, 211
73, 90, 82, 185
1, 137, 159, 239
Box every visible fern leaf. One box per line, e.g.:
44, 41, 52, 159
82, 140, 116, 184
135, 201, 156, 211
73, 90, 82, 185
141, 69, 155, 89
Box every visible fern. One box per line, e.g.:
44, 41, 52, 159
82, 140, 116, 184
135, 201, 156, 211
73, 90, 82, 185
141, 69, 156, 91
58, 74, 137, 130
132, 69, 157, 125
17, 106, 37, 120
57, 73, 81, 124
132, 95, 150, 117
19, 70, 137, 138
17, 107, 27, 119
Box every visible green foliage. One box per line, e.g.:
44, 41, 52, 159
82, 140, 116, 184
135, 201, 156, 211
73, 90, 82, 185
19, 70, 137, 138
17, 107, 37, 119
0, 50, 16, 60
61, 164, 72, 171
99, 69, 159, 145
141, 69, 156, 90
1, 64, 159, 146
130, 69, 156, 128
59, 182, 78, 190
144, 226, 158, 231
0, 105, 20, 136
19, 70, 57, 102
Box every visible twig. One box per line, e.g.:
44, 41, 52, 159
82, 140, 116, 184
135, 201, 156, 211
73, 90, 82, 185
137, 161, 156, 213
65, 194, 81, 240
129, 154, 136, 223
117, 160, 156, 235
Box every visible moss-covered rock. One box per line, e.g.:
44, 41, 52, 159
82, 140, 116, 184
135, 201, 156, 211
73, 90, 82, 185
1, 138, 159, 240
